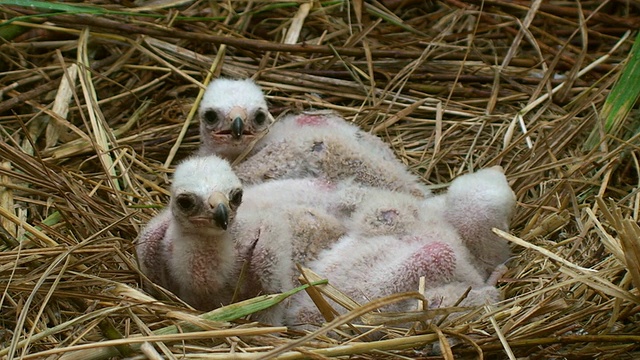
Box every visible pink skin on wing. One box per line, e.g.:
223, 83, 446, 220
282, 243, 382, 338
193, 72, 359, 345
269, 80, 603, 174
393, 240, 457, 287
136, 211, 174, 292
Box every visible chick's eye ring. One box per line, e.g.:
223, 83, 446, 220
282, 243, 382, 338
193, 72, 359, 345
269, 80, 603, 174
203, 109, 219, 125
254, 110, 267, 126
229, 189, 243, 207
176, 193, 196, 211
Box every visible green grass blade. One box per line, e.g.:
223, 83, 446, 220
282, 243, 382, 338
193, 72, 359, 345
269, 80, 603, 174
155, 280, 327, 335
0, 0, 103, 13
584, 32, 640, 150
0, 22, 28, 40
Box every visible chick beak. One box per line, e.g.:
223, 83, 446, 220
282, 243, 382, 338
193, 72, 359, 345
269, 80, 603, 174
228, 107, 247, 140
208, 192, 230, 230
231, 117, 244, 140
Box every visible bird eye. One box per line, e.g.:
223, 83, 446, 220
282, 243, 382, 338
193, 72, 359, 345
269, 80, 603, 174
229, 189, 243, 207
176, 193, 197, 212
202, 109, 219, 125
254, 110, 267, 126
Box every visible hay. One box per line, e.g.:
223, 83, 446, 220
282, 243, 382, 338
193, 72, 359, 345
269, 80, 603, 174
1, 1, 639, 358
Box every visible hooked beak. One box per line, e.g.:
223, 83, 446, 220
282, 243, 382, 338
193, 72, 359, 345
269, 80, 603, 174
228, 107, 247, 140
231, 117, 244, 139
208, 192, 229, 230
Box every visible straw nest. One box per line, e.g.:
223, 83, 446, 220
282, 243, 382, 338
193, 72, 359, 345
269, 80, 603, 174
1, 1, 639, 359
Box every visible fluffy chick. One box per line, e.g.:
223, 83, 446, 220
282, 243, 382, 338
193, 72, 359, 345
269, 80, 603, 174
235, 112, 431, 197
233, 177, 347, 287
287, 222, 497, 326
136, 156, 346, 316
285, 167, 516, 325
196, 79, 428, 196
337, 166, 515, 277
136, 155, 244, 310
198, 78, 270, 161
231, 177, 347, 324
438, 166, 516, 278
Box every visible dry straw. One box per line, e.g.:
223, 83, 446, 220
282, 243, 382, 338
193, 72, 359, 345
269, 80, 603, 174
1, 0, 639, 358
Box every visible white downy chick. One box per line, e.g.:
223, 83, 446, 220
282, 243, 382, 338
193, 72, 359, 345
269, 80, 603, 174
231, 177, 347, 324
285, 167, 516, 326
235, 112, 431, 197
438, 166, 516, 278
136, 155, 244, 310
196, 79, 428, 196
337, 166, 515, 278
137, 156, 347, 317
198, 78, 270, 161
287, 220, 497, 326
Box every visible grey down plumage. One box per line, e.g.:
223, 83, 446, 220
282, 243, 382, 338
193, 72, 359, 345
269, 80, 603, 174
287, 166, 515, 325
136, 155, 515, 326
136, 155, 347, 322
197, 78, 430, 197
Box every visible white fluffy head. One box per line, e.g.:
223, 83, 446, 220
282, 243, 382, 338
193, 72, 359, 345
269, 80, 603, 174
172, 155, 241, 199
198, 78, 270, 160
200, 78, 267, 114
447, 166, 516, 221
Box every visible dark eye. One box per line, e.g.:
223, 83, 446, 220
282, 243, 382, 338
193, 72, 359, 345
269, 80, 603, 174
176, 193, 197, 212
229, 189, 243, 207
254, 110, 267, 126
202, 109, 219, 125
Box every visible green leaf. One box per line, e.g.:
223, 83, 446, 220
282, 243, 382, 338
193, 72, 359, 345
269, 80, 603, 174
585, 32, 640, 150
0, 23, 28, 40
0, 0, 102, 13
155, 280, 327, 335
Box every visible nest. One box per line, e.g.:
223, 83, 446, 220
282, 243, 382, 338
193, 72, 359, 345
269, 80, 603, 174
1, 1, 639, 358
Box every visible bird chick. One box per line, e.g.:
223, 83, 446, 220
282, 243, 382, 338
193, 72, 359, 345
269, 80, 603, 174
231, 177, 347, 324
137, 156, 347, 317
285, 167, 516, 325
235, 112, 431, 197
438, 166, 516, 278
198, 78, 270, 161
336, 166, 515, 278
287, 221, 497, 326
196, 79, 428, 196
136, 155, 244, 310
